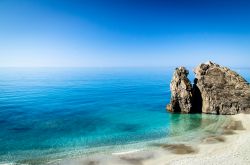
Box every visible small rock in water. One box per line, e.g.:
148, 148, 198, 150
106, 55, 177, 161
222, 120, 245, 135
222, 129, 236, 135
87, 160, 99, 165
159, 144, 197, 154
119, 150, 153, 165
202, 135, 225, 144
225, 120, 245, 130
119, 157, 143, 165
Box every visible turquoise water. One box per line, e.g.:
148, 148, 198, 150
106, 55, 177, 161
0, 67, 249, 164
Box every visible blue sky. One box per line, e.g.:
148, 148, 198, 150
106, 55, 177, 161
0, 0, 250, 67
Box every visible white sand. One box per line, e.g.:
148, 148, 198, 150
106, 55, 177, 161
145, 114, 250, 165
56, 114, 250, 165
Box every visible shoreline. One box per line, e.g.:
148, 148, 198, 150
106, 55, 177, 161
145, 113, 250, 165
55, 114, 250, 165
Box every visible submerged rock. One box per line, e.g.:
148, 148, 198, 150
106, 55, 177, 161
167, 61, 250, 115
157, 144, 197, 154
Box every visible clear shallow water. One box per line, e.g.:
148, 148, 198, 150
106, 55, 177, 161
0, 67, 249, 164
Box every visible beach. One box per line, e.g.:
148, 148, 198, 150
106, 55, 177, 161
56, 114, 250, 165
0, 68, 249, 164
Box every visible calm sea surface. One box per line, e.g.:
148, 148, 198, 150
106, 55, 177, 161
0, 67, 249, 164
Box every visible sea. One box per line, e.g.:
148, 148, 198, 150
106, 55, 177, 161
0, 67, 249, 164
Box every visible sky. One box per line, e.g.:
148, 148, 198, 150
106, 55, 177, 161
0, 0, 250, 67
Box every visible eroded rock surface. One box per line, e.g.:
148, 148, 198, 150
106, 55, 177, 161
167, 61, 250, 115
194, 61, 250, 114
166, 67, 193, 113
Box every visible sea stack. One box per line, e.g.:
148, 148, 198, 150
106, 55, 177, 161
167, 61, 250, 115
166, 67, 193, 113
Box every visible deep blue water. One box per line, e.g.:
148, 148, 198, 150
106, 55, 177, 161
0, 67, 249, 164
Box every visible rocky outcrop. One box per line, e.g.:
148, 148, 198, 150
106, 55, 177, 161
194, 61, 250, 114
166, 67, 193, 113
167, 61, 250, 115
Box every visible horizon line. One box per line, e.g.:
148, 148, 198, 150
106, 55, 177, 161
0, 65, 249, 69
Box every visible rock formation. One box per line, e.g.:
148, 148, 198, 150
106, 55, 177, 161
167, 61, 250, 115
167, 67, 193, 113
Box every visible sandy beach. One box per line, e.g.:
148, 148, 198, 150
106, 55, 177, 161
55, 114, 250, 165
146, 114, 250, 165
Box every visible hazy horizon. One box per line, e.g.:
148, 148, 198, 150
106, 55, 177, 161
0, 0, 250, 67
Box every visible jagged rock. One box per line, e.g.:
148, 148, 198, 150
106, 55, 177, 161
167, 61, 250, 115
194, 61, 250, 115
166, 67, 193, 113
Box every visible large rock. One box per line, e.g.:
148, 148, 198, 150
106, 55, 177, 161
194, 61, 250, 114
167, 61, 250, 115
166, 67, 193, 113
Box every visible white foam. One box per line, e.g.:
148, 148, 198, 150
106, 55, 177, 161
112, 149, 142, 155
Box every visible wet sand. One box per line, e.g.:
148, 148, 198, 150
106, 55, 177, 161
55, 114, 250, 165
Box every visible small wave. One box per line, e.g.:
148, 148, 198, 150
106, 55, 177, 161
112, 149, 142, 155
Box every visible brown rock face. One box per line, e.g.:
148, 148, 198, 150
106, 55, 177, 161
167, 67, 193, 113
167, 61, 250, 115
194, 61, 250, 114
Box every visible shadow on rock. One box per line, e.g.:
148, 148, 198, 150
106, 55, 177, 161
191, 78, 203, 113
